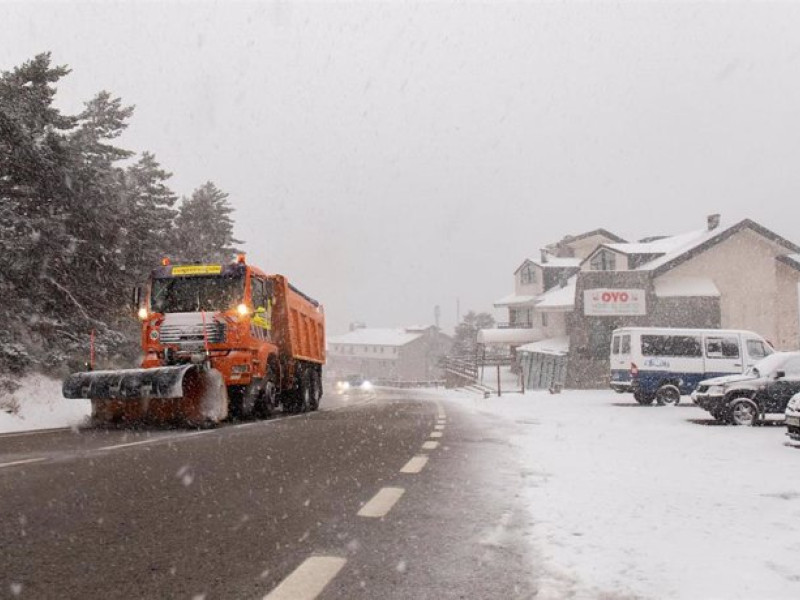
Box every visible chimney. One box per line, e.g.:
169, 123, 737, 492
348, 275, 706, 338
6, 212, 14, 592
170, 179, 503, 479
707, 213, 721, 231
540, 249, 548, 264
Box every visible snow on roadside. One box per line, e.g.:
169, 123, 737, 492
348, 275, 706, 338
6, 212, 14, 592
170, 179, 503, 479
0, 374, 90, 433
434, 388, 800, 599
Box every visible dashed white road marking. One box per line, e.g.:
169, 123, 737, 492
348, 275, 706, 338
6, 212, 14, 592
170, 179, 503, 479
358, 487, 405, 518
0, 457, 47, 470
435, 424, 445, 430
430, 431, 443, 439
422, 441, 439, 450
400, 455, 428, 474
263, 556, 347, 600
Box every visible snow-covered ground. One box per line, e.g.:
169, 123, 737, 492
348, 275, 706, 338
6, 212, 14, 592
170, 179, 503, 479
441, 387, 800, 599
0, 374, 90, 433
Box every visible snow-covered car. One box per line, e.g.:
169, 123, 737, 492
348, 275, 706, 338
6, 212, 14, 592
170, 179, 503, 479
785, 393, 800, 441
691, 351, 800, 425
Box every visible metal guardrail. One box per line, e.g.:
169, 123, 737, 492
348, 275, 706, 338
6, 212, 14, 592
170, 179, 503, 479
373, 379, 446, 389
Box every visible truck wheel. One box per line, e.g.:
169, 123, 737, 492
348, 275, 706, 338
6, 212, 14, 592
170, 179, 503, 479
228, 385, 246, 420
634, 391, 654, 406
656, 384, 681, 406
729, 398, 758, 426
254, 382, 275, 419
310, 371, 322, 411
299, 371, 312, 413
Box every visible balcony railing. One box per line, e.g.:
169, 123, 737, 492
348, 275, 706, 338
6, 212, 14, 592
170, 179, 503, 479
495, 321, 535, 329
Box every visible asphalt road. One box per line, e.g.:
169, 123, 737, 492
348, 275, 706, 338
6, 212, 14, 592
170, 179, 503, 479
0, 387, 536, 599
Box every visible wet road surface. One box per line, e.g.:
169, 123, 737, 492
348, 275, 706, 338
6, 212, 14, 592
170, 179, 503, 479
0, 387, 535, 599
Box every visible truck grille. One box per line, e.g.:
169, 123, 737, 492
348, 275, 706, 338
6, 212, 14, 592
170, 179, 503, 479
159, 321, 227, 345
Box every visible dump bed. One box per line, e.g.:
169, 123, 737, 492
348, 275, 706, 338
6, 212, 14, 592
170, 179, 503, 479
271, 274, 325, 364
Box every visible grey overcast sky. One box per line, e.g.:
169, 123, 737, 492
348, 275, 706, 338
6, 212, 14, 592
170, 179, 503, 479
4, 1, 800, 334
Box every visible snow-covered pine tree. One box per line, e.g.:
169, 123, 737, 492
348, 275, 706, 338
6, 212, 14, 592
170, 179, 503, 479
172, 181, 242, 264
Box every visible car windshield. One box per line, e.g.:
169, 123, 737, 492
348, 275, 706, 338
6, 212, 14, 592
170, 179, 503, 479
747, 352, 790, 378
150, 275, 244, 313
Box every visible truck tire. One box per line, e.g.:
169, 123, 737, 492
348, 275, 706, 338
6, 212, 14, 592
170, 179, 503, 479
656, 384, 681, 406
634, 390, 655, 406
253, 382, 275, 419
285, 369, 311, 414
310, 370, 322, 411
228, 385, 246, 420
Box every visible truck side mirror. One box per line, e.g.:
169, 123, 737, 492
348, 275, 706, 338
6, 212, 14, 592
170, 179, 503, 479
132, 286, 142, 311
775, 370, 786, 379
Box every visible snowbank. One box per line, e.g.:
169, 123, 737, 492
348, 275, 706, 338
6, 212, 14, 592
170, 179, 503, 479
437, 388, 800, 599
0, 374, 90, 433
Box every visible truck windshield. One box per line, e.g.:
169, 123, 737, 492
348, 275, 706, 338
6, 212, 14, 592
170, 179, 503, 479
150, 275, 244, 313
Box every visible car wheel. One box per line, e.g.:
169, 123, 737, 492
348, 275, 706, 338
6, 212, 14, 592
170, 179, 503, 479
729, 398, 758, 426
634, 391, 655, 406
656, 384, 681, 406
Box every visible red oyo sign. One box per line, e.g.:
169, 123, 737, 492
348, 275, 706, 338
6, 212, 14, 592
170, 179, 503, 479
584, 289, 646, 316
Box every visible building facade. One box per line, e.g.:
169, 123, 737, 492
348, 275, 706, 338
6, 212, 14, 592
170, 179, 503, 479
326, 326, 452, 383
494, 216, 800, 389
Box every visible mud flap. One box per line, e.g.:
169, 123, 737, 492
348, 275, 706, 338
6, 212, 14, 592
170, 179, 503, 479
62, 365, 229, 426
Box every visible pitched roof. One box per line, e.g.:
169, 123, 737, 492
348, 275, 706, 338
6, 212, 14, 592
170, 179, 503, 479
777, 253, 800, 272
535, 276, 577, 310
558, 228, 626, 245
643, 219, 800, 275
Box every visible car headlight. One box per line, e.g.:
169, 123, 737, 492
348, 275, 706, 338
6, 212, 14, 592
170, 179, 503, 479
707, 385, 725, 395
361, 381, 372, 390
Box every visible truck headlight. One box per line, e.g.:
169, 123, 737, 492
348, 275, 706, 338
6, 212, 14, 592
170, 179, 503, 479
138, 307, 149, 320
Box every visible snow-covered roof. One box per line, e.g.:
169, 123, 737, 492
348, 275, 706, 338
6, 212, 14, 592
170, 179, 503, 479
535, 256, 582, 268
477, 327, 543, 345
535, 277, 577, 310
653, 276, 720, 298
328, 328, 422, 347
494, 293, 537, 307
778, 253, 800, 271
636, 224, 738, 271
517, 336, 570, 356
605, 229, 708, 257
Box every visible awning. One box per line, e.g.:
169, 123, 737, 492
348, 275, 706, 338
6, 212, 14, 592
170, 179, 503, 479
493, 293, 537, 308
517, 336, 570, 356
477, 327, 543, 345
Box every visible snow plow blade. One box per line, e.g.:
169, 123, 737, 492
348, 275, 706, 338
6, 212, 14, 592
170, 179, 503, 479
62, 365, 228, 426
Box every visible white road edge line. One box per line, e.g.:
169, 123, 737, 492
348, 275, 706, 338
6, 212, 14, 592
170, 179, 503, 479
263, 556, 347, 600
97, 430, 211, 452
0, 457, 47, 469
357, 487, 405, 518
400, 455, 428, 474
429, 431, 443, 439
0, 427, 71, 439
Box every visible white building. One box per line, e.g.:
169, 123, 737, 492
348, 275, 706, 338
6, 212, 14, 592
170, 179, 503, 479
327, 326, 452, 383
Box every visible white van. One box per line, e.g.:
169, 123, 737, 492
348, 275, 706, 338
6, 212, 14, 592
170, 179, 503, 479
609, 327, 773, 405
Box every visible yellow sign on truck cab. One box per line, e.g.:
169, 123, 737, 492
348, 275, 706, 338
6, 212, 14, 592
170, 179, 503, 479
171, 265, 223, 276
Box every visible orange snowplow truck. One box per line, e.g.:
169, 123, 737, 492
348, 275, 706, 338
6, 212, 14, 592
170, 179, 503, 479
63, 256, 325, 426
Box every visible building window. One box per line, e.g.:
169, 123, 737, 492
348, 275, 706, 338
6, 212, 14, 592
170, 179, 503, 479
541, 313, 548, 327
520, 264, 537, 284
589, 249, 617, 271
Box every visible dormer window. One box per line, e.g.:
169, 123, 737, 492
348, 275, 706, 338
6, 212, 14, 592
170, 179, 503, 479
520, 264, 537, 284
589, 249, 617, 271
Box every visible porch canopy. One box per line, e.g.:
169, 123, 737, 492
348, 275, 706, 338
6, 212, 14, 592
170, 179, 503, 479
477, 327, 543, 346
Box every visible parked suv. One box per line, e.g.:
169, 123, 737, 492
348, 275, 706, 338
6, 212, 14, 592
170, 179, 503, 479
692, 352, 800, 425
